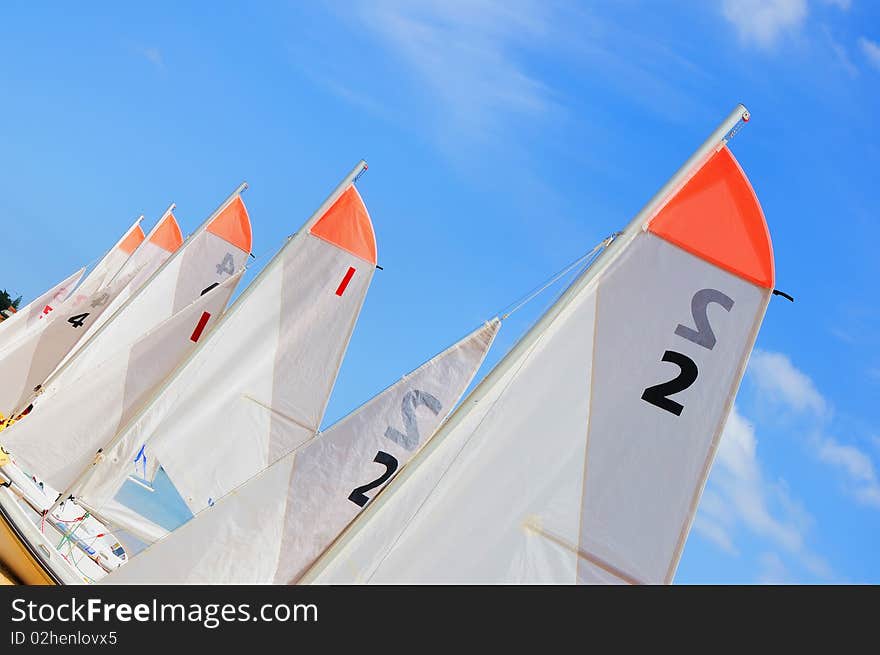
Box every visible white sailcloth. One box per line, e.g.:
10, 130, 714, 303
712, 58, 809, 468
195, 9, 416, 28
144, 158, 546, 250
78, 177, 378, 520
74, 217, 146, 300
103, 320, 499, 584
0, 266, 143, 417
98, 498, 170, 545
0, 266, 85, 349
40, 195, 249, 405
0, 272, 243, 498
303, 137, 775, 584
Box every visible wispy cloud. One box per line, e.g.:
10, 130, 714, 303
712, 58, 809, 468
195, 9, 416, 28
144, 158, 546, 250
859, 37, 880, 70
815, 435, 880, 508
721, 0, 808, 49
821, 0, 851, 9
749, 348, 880, 510
136, 46, 164, 71
697, 406, 831, 578
757, 552, 793, 584
748, 350, 827, 417
824, 29, 859, 77
353, 0, 556, 141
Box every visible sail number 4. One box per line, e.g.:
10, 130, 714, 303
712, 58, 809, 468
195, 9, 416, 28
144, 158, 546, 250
641, 288, 734, 417
348, 390, 442, 507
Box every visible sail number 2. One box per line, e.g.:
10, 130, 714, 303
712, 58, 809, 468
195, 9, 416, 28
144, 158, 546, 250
348, 390, 442, 507
640, 288, 734, 417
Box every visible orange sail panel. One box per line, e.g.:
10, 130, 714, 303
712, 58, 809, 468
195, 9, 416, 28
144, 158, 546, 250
119, 225, 146, 255
310, 186, 377, 265
149, 214, 184, 253
647, 146, 774, 289
206, 196, 252, 253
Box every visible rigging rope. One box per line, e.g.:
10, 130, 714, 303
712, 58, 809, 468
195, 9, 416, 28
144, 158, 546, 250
499, 233, 617, 321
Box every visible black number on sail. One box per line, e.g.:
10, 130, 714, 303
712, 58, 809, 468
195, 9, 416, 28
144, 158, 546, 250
67, 313, 90, 329
348, 451, 399, 508
216, 253, 235, 276
674, 288, 734, 351
384, 390, 442, 451
641, 350, 699, 416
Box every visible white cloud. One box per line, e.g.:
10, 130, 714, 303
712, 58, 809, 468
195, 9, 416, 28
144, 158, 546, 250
722, 0, 808, 48
815, 435, 880, 508
859, 37, 880, 70
354, 0, 555, 139
757, 552, 792, 584
748, 349, 827, 417
748, 349, 880, 510
697, 406, 831, 578
136, 46, 164, 70
822, 0, 851, 9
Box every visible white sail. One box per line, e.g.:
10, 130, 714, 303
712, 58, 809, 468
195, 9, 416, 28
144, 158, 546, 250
303, 109, 775, 585
102, 320, 499, 584
74, 217, 146, 300
98, 498, 170, 545
0, 272, 242, 496
39, 193, 249, 405
0, 266, 143, 417
78, 168, 378, 521
0, 266, 85, 348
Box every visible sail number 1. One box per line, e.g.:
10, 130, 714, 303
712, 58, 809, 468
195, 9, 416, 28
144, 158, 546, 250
640, 288, 734, 417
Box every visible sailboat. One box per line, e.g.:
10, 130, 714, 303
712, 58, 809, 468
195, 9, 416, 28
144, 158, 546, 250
31, 190, 250, 413
0, 162, 378, 583
301, 104, 773, 585
103, 319, 500, 583
0, 216, 144, 361
73, 217, 146, 301
0, 266, 86, 353
1, 104, 772, 585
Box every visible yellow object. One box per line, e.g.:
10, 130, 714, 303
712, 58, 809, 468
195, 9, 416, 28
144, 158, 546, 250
0, 450, 8, 467
0, 513, 55, 585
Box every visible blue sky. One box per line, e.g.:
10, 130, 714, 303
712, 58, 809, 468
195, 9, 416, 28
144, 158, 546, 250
1, 1, 878, 583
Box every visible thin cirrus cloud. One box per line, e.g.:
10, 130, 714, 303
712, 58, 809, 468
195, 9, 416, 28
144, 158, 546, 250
748, 349, 880, 509
859, 37, 880, 70
695, 405, 832, 579
351, 0, 556, 140
721, 0, 809, 48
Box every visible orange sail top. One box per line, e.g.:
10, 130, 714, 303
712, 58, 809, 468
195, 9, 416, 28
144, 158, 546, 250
150, 214, 184, 253
648, 146, 774, 289
119, 225, 146, 255
309, 186, 377, 265
207, 196, 252, 254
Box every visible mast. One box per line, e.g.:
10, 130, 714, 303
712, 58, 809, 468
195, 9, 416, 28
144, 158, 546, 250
299, 106, 751, 584
32, 186, 244, 405
104, 202, 176, 288
47, 162, 367, 515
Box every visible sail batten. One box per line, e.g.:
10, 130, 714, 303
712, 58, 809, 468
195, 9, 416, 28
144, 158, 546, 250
74, 162, 375, 524
103, 320, 499, 584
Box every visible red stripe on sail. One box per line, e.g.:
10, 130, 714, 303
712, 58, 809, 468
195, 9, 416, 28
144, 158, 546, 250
190, 312, 211, 342
335, 267, 356, 296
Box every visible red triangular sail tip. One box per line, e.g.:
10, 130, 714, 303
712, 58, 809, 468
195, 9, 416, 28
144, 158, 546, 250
647, 146, 775, 289
309, 186, 377, 265
207, 196, 253, 254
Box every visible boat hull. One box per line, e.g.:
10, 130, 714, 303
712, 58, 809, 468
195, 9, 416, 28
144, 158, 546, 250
0, 496, 56, 585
